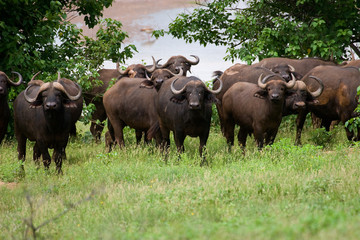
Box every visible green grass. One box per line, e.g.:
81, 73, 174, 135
1, 116, 360, 240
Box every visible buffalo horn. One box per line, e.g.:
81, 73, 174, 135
170, 78, 186, 95
206, 78, 223, 95
285, 73, 296, 89
288, 64, 296, 72
30, 71, 41, 82
145, 71, 151, 80
53, 82, 82, 101
145, 56, 158, 73
257, 74, 275, 89
118, 66, 130, 75
6, 71, 23, 86
24, 81, 49, 103
57, 72, 61, 81
186, 55, 200, 65
307, 76, 324, 98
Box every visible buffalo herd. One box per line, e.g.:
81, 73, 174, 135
2, 55, 360, 173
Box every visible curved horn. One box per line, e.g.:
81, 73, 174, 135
118, 66, 130, 75
6, 71, 23, 86
170, 78, 186, 95
145, 56, 158, 73
258, 74, 274, 89
30, 71, 41, 82
285, 73, 296, 89
206, 78, 223, 95
288, 64, 296, 72
53, 82, 82, 101
57, 72, 61, 81
24, 81, 49, 103
145, 71, 151, 80
186, 55, 200, 65
307, 76, 324, 98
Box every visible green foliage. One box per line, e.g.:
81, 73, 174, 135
162, 0, 360, 63
0, 0, 137, 138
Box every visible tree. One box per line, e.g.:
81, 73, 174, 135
0, 0, 136, 138
154, 0, 360, 63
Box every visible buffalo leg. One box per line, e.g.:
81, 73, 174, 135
90, 122, 104, 143
321, 119, 331, 131
37, 143, 51, 171
33, 142, 41, 168
237, 128, 248, 152
295, 110, 308, 145
223, 118, 235, 152
265, 129, 278, 145
53, 148, 63, 175
253, 125, 265, 150
135, 130, 142, 144
199, 132, 210, 166
112, 120, 126, 148
174, 130, 185, 153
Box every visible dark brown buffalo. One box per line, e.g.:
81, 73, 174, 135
213, 64, 323, 133
14, 73, 82, 174
157, 55, 199, 75
0, 71, 23, 144
84, 58, 158, 142
253, 57, 336, 81
103, 68, 183, 150
295, 66, 360, 145
222, 74, 296, 150
148, 76, 222, 164
103, 77, 163, 148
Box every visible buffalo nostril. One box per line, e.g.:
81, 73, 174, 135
272, 94, 279, 99
295, 101, 305, 107
46, 102, 56, 109
156, 79, 163, 84
189, 102, 200, 109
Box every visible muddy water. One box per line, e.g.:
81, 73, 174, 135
98, 5, 242, 82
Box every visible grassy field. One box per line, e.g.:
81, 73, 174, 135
1, 116, 360, 240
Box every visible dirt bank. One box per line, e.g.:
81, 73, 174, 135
70, 0, 196, 40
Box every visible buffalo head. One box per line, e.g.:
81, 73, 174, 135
24, 72, 82, 112
266, 63, 303, 81
170, 76, 222, 110
0, 71, 23, 96
157, 55, 200, 76
141, 68, 184, 90
255, 74, 296, 102
118, 56, 159, 78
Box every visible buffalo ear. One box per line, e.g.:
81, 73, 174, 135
170, 94, 186, 104
254, 90, 267, 99
205, 92, 220, 104
29, 100, 42, 108
140, 80, 154, 89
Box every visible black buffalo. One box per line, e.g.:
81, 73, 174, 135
14, 73, 82, 174
0, 71, 23, 144
149, 76, 222, 164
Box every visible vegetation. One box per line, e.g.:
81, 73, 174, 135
1, 119, 360, 239
0, 0, 136, 137
154, 0, 360, 63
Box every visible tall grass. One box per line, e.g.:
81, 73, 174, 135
1, 117, 360, 239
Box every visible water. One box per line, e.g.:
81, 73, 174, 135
102, 7, 240, 82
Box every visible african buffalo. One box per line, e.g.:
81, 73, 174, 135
103, 68, 183, 149
84, 57, 158, 142
213, 64, 323, 133
0, 71, 23, 144
295, 66, 360, 145
222, 74, 296, 150
14, 73, 82, 174
157, 55, 199, 75
148, 75, 222, 164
